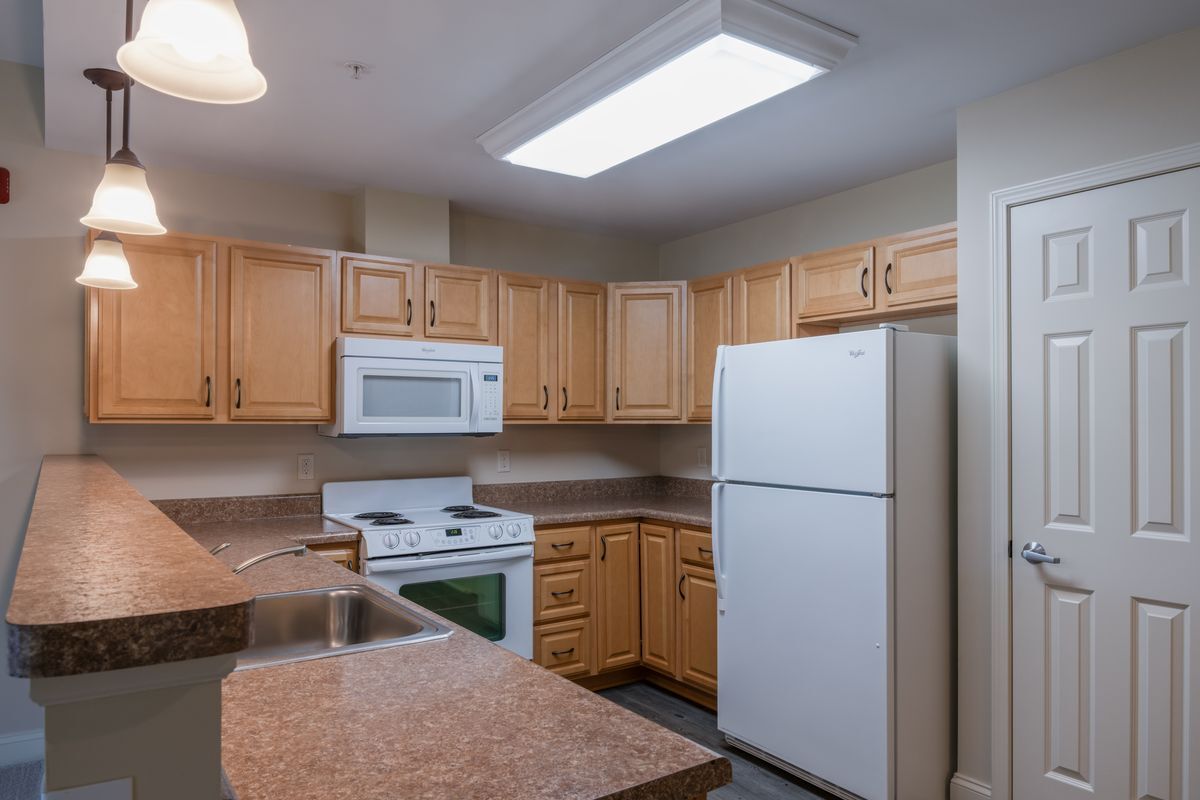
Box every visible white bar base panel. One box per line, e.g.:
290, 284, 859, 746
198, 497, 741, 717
950, 773, 993, 800
29, 654, 235, 800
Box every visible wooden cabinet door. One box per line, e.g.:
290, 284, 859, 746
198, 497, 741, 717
229, 244, 334, 421
609, 282, 684, 420
678, 563, 718, 693
639, 523, 676, 676
557, 281, 606, 420
878, 223, 957, 311
306, 541, 359, 573
686, 274, 732, 421
793, 244, 875, 320
424, 264, 495, 342
595, 523, 640, 672
733, 260, 791, 344
534, 617, 593, 678
499, 273, 554, 420
92, 234, 217, 419
341, 254, 419, 337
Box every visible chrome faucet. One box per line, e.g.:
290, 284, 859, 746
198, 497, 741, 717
232, 545, 306, 574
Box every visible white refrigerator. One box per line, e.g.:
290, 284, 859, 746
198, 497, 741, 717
712, 327, 955, 800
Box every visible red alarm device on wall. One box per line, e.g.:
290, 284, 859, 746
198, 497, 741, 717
0, 167, 9, 204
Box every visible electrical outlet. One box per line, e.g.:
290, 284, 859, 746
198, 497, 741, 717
298, 454, 315, 480
696, 447, 708, 467
496, 450, 511, 473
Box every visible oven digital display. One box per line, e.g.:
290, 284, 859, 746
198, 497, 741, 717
445, 528, 463, 537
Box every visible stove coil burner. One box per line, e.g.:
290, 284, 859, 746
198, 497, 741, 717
370, 516, 413, 526
354, 511, 405, 519
441, 505, 477, 513
452, 510, 501, 519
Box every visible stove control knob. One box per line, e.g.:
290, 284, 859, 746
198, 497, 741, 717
506, 522, 521, 538
382, 532, 401, 550
488, 524, 503, 540
404, 531, 421, 548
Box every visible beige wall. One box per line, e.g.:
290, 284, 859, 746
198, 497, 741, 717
0, 59, 661, 747
954, 25, 1200, 795
658, 159, 957, 279
450, 209, 659, 281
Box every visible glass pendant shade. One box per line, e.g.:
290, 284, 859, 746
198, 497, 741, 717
117, 0, 267, 104
77, 232, 137, 290
80, 158, 167, 236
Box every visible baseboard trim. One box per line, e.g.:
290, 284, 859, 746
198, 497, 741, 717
0, 729, 44, 766
950, 773, 992, 800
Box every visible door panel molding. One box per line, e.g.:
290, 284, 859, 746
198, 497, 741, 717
990, 140, 1200, 800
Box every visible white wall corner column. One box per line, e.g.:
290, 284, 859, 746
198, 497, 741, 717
30, 654, 236, 799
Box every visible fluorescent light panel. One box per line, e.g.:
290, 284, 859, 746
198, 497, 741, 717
503, 34, 822, 178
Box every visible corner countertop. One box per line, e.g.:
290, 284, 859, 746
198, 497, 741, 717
186, 523, 731, 800
510, 494, 711, 528
6, 456, 254, 679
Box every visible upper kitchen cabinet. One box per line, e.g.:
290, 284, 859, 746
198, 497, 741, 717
340, 254, 420, 337
609, 282, 684, 421
499, 272, 554, 420
86, 233, 218, 421
229, 243, 335, 421
424, 263, 496, 343
733, 260, 791, 344
792, 243, 875, 322
876, 223, 958, 313
557, 280, 607, 421
686, 274, 732, 422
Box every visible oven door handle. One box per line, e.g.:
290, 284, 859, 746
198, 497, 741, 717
365, 545, 533, 575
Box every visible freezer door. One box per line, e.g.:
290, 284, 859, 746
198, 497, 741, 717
714, 482, 891, 800
712, 329, 892, 494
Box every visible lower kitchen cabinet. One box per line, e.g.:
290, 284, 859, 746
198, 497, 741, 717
534, 617, 593, 678
594, 523, 640, 672
639, 523, 678, 676
534, 559, 593, 623
306, 540, 360, 573
677, 563, 718, 693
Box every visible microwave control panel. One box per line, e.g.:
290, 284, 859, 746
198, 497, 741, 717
481, 372, 501, 421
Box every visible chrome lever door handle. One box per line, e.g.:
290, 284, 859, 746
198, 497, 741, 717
1021, 541, 1061, 565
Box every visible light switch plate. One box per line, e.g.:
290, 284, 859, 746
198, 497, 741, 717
298, 454, 315, 480
496, 450, 511, 473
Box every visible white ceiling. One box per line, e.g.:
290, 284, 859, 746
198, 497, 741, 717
23, 1, 1200, 241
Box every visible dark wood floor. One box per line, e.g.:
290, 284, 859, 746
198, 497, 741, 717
599, 682, 835, 800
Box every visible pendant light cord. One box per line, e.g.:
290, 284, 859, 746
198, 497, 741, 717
105, 89, 112, 160
121, 0, 133, 153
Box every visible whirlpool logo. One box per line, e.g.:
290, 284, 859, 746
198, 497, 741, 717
848, 349, 866, 359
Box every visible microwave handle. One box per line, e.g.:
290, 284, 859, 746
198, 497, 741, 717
469, 367, 481, 430
365, 545, 533, 575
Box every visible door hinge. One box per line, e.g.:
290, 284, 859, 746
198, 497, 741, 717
1008, 541, 1013, 559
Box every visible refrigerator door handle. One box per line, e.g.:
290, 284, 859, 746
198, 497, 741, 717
712, 481, 727, 612
711, 345, 727, 480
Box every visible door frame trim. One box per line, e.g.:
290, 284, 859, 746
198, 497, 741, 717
987, 140, 1200, 800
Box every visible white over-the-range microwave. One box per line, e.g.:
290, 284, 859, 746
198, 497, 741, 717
318, 338, 503, 437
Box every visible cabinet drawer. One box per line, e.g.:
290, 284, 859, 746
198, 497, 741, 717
534, 618, 593, 678
679, 527, 714, 567
534, 525, 592, 563
534, 560, 592, 622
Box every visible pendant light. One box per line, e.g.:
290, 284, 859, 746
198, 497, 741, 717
117, 0, 266, 104
78, 231, 137, 290
76, 68, 143, 290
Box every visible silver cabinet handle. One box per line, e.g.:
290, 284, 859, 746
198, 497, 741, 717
1021, 542, 1061, 565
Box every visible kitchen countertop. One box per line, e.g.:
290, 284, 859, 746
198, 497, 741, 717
187, 522, 731, 800
6, 456, 253, 678
509, 493, 711, 528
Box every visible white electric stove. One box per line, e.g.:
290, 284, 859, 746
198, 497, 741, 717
323, 477, 534, 658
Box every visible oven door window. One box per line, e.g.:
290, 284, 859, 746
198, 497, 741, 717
397, 574, 505, 642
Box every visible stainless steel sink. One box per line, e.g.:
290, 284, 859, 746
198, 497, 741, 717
236, 585, 452, 670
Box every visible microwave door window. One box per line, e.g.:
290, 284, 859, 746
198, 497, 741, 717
361, 373, 465, 419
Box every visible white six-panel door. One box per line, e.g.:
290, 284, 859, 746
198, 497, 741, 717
1011, 167, 1199, 799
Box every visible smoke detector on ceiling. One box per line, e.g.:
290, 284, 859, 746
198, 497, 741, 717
343, 62, 372, 80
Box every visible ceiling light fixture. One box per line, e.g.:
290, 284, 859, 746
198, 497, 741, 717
117, 0, 266, 104
477, 0, 855, 178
